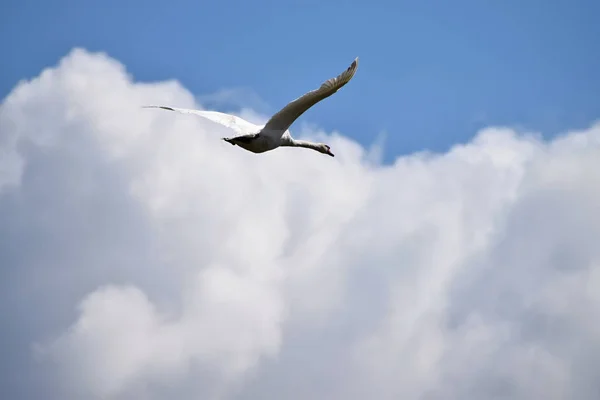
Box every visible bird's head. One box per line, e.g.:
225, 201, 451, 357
318, 143, 335, 157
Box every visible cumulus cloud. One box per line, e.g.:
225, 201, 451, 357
1, 48, 599, 400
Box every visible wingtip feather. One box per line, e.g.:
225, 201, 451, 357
347, 57, 359, 76
141, 105, 174, 111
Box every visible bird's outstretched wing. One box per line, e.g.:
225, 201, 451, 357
142, 106, 260, 136
262, 57, 359, 139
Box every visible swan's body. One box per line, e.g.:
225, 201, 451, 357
144, 57, 359, 157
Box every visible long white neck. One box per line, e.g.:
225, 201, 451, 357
283, 138, 321, 152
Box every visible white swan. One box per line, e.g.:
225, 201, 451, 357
143, 57, 359, 157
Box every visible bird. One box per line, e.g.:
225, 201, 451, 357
143, 57, 359, 157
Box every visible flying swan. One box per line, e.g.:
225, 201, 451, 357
143, 57, 359, 157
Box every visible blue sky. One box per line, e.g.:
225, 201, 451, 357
2, 0, 599, 160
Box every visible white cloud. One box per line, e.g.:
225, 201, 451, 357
1, 48, 600, 400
